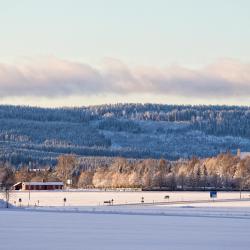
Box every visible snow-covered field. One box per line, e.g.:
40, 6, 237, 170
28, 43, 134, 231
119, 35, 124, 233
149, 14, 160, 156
1, 206, 250, 250
3, 190, 250, 207
1, 191, 250, 249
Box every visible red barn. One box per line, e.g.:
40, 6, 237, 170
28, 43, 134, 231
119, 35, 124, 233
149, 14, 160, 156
13, 182, 64, 191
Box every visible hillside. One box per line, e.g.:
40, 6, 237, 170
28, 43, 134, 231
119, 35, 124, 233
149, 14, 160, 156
1, 104, 250, 166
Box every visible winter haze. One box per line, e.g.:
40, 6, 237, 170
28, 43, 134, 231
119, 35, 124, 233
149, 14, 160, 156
1, 57, 250, 107
1, 0, 250, 106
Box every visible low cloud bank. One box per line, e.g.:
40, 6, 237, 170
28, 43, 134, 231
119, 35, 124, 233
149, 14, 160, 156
0, 57, 250, 99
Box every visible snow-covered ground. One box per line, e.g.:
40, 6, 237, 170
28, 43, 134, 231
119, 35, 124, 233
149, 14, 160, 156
2, 190, 250, 207
1, 206, 250, 250
1, 191, 250, 249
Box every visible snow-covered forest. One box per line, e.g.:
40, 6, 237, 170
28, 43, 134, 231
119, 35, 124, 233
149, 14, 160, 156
1, 153, 249, 190
1, 104, 250, 166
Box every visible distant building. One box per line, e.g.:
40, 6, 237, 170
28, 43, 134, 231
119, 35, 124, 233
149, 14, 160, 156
239, 152, 250, 159
237, 149, 250, 159
12, 182, 64, 191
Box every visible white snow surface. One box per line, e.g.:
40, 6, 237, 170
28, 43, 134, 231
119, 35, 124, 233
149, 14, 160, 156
3, 190, 250, 207
1, 206, 250, 250
2, 191, 250, 249
22, 181, 64, 185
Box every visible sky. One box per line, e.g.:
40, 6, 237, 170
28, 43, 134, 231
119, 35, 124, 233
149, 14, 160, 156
0, 0, 250, 107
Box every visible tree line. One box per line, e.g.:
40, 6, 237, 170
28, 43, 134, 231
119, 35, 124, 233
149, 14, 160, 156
1, 153, 250, 191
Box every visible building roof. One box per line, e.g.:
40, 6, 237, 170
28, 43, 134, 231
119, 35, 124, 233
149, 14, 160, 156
12, 182, 22, 187
239, 152, 250, 159
22, 182, 64, 186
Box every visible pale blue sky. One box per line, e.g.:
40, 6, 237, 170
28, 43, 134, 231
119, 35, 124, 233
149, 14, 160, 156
1, 0, 250, 66
0, 0, 250, 106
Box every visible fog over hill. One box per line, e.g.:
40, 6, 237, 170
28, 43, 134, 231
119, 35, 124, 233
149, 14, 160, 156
1, 103, 250, 166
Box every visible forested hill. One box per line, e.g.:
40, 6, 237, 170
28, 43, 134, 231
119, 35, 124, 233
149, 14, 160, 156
1, 103, 250, 166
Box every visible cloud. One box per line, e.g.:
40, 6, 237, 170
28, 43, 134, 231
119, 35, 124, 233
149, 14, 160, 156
0, 57, 250, 99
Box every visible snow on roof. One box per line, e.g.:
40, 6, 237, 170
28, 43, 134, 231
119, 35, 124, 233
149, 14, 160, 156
22, 182, 64, 186
12, 182, 22, 187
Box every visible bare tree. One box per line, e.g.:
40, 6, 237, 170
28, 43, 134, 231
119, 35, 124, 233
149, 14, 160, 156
55, 155, 78, 183
78, 171, 94, 188
0, 163, 15, 208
